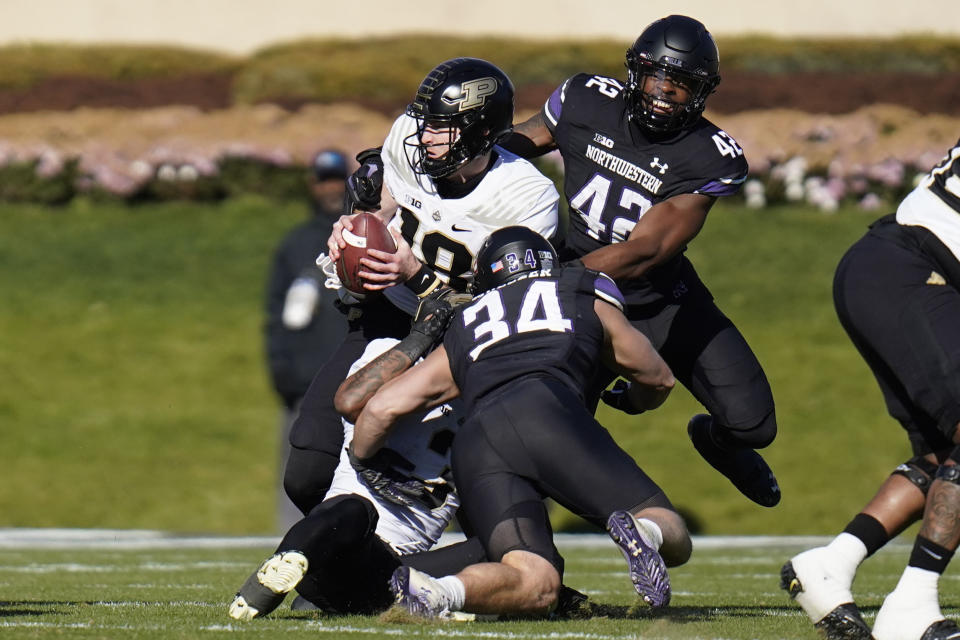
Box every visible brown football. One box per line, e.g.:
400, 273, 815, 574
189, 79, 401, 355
336, 212, 397, 295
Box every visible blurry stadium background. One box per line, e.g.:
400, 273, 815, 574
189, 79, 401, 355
2, 0, 960, 537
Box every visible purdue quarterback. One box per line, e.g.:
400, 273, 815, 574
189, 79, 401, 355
504, 14, 780, 508
284, 58, 559, 516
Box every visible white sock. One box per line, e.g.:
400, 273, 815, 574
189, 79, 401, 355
824, 532, 867, 586
635, 517, 664, 550
894, 566, 941, 604
873, 567, 943, 640
436, 575, 466, 610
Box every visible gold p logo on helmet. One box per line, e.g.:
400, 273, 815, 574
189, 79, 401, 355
442, 77, 499, 111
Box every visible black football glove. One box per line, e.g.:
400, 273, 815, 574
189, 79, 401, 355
344, 147, 384, 213
412, 287, 457, 340
348, 446, 446, 509
600, 379, 646, 415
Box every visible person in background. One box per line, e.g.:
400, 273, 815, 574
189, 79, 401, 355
265, 149, 350, 530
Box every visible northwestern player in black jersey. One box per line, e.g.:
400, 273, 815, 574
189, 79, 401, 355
501, 14, 780, 509
350, 227, 690, 617
781, 141, 960, 640
283, 58, 559, 516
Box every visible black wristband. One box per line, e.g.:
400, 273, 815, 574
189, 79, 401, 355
394, 331, 435, 363
405, 264, 443, 297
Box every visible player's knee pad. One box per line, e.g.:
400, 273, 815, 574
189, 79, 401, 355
935, 446, 960, 485
714, 408, 777, 449
891, 456, 939, 495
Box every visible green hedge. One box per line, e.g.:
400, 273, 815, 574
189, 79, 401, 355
0, 43, 238, 90
0, 35, 956, 103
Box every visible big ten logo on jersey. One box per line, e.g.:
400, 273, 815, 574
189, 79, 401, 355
404, 194, 423, 209
711, 131, 744, 159
398, 207, 474, 291
444, 77, 499, 111
462, 279, 573, 360
585, 75, 623, 99
593, 132, 615, 149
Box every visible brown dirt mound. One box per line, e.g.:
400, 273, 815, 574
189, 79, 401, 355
0, 71, 958, 116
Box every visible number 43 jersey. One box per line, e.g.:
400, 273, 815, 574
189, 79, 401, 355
443, 266, 625, 412
543, 73, 748, 286
381, 114, 560, 294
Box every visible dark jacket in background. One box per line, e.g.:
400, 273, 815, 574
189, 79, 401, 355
265, 205, 347, 408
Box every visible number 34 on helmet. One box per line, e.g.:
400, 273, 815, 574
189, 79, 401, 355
471, 227, 558, 295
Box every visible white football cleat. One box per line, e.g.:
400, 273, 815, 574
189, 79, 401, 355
780, 547, 869, 640
228, 551, 308, 620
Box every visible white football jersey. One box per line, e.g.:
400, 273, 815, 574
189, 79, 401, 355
324, 338, 462, 555
381, 114, 560, 313
897, 140, 960, 263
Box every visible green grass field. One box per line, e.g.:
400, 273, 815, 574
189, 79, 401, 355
1, 534, 955, 639
0, 197, 913, 535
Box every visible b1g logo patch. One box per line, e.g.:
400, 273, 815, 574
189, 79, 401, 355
442, 77, 498, 111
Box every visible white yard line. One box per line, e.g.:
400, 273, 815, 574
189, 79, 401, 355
0, 528, 848, 550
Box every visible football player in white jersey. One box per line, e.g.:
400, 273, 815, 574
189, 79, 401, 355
283, 57, 559, 518
230, 322, 468, 618
781, 140, 960, 640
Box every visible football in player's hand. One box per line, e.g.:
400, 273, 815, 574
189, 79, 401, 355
336, 212, 397, 295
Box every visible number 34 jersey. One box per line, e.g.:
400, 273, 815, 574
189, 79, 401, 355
543, 73, 748, 271
381, 114, 560, 294
443, 266, 625, 412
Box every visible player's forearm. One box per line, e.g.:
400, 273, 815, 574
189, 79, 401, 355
351, 402, 397, 459
334, 349, 415, 423
501, 112, 556, 158
580, 237, 664, 280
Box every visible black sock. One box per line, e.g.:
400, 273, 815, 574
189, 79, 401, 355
842, 513, 889, 557
909, 535, 955, 574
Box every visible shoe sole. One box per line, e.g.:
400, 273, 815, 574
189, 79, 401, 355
688, 415, 781, 507
606, 511, 670, 607
780, 562, 871, 640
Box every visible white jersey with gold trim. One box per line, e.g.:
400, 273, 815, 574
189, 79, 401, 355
381, 113, 560, 297
324, 338, 461, 556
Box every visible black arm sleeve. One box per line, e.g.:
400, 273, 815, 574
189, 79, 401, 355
499, 131, 551, 159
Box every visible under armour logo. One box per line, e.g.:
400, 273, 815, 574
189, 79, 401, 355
650, 157, 669, 175
441, 77, 498, 112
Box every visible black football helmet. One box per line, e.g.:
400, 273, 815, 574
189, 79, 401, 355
472, 226, 558, 294
625, 15, 721, 133
404, 57, 514, 179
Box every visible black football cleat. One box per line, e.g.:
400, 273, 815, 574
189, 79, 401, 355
921, 619, 960, 640
687, 414, 781, 507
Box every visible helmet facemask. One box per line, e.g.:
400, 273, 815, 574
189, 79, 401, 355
625, 52, 717, 133
403, 109, 495, 180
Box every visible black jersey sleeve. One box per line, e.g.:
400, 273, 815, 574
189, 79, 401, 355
658, 118, 749, 200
